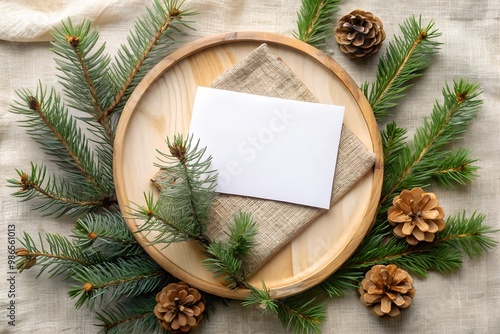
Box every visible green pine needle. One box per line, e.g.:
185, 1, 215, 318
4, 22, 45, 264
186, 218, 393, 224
202, 211, 257, 289
227, 211, 259, 257
108, 0, 196, 113
362, 16, 441, 122
135, 135, 216, 246
51, 17, 115, 143
276, 295, 326, 334
294, 0, 340, 48
242, 280, 278, 315
437, 212, 498, 259
8, 163, 109, 217
380, 79, 483, 210
243, 281, 326, 334
10, 85, 112, 193
431, 148, 479, 188
338, 212, 496, 279
312, 268, 364, 298
202, 241, 246, 289
381, 122, 408, 167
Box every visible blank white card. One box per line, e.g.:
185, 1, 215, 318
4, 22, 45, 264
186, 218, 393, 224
189, 87, 344, 209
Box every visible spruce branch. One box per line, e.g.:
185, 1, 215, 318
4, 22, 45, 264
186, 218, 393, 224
431, 148, 479, 189
276, 296, 326, 334
202, 241, 246, 290
340, 212, 496, 278
158, 134, 217, 232
381, 122, 408, 166
202, 212, 258, 289
135, 193, 211, 246
51, 17, 115, 143
68, 254, 172, 309
11, 86, 110, 193
294, 0, 340, 48
227, 211, 259, 258
361, 16, 441, 122
8, 165, 111, 217
96, 294, 162, 334
241, 280, 278, 314
136, 134, 216, 246
16, 232, 104, 277
436, 212, 498, 259
243, 281, 326, 334
312, 268, 364, 298
380, 79, 483, 211
106, 0, 195, 115
73, 211, 143, 257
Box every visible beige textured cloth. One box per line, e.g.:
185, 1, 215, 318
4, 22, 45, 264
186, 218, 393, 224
204, 44, 375, 274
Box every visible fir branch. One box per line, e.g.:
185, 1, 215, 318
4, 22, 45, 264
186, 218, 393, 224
227, 211, 259, 257
380, 79, 483, 209
202, 241, 246, 289
73, 211, 143, 257
8, 164, 111, 217
51, 18, 115, 144
276, 296, 326, 334
294, 0, 340, 48
436, 212, 498, 258
243, 281, 326, 334
11, 86, 105, 190
158, 134, 217, 232
361, 16, 441, 122
106, 0, 195, 115
135, 193, 210, 246
342, 212, 496, 278
136, 134, 216, 246
431, 148, 479, 188
68, 254, 172, 309
9, 85, 117, 217
312, 268, 363, 298
381, 122, 408, 166
202, 212, 257, 289
96, 294, 163, 334
16, 232, 103, 277
241, 280, 278, 315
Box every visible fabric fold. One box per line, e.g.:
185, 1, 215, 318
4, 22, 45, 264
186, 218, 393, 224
154, 43, 376, 275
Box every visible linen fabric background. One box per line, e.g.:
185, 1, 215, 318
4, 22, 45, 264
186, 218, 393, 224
1, 0, 499, 333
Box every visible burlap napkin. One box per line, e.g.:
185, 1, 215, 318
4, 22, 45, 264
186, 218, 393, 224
155, 44, 376, 276
207, 44, 376, 274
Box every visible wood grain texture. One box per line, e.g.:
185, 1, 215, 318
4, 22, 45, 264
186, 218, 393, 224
114, 32, 383, 299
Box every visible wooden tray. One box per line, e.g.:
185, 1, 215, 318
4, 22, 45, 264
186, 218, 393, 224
114, 32, 383, 299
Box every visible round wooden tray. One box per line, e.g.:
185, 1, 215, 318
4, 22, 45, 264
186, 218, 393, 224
114, 32, 383, 299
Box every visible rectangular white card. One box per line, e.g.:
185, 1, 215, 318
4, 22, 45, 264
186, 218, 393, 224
189, 87, 345, 209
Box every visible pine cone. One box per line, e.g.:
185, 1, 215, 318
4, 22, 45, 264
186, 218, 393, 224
154, 282, 205, 333
359, 264, 416, 317
334, 9, 385, 59
388, 187, 446, 245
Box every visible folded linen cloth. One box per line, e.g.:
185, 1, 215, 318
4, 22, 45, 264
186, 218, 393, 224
155, 44, 376, 275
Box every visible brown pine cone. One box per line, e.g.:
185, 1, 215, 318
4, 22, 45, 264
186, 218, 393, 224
388, 187, 446, 245
359, 264, 416, 317
334, 9, 386, 59
154, 282, 205, 333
